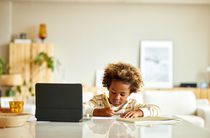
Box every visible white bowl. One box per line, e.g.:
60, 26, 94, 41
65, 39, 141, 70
0, 113, 31, 128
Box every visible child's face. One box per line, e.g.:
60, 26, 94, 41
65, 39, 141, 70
108, 80, 131, 107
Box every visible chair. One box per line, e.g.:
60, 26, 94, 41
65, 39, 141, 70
138, 91, 210, 128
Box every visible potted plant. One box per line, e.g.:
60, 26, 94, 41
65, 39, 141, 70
0, 58, 23, 96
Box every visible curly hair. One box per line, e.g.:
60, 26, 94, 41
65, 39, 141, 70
102, 62, 143, 93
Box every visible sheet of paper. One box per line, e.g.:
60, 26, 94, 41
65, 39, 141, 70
82, 115, 119, 120
117, 116, 182, 125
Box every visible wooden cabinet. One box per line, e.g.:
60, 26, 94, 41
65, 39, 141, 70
9, 43, 54, 95
142, 87, 210, 102
9, 43, 31, 83
31, 43, 53, 85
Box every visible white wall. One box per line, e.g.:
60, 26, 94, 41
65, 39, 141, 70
3, 2, 210, 85
0, 1, 12, 62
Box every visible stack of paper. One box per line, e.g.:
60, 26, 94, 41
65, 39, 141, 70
117, 116, 181, 125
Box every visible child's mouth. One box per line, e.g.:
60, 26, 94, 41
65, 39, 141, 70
112, 101, 120, 105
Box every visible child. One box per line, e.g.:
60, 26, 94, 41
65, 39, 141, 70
83, 62, 160, 118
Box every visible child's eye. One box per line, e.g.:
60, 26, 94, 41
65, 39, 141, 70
111, 91, 116, 94
121, 94, 125, 96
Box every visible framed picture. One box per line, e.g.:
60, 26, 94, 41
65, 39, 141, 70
140, 40, 173, 88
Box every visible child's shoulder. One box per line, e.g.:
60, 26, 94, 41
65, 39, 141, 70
127, 98, 137, 105
93, 94, 105, 100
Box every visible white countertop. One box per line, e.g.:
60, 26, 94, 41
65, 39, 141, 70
0, 116, 210, 138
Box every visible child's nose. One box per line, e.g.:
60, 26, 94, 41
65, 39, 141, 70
114, 94, 121, 100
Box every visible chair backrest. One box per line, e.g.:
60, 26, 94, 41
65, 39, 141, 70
143, 91, 197, 115
83, 92, 94, 103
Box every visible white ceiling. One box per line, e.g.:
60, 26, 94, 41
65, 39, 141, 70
4, 0, 210, 4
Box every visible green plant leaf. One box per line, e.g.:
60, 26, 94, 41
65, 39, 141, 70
6, 88, 15, 97
33, 52, 56, 71
33, 52, 48, 65
16, 85, 22, 93
0, 58, 7, 75
47, 57, 54, 71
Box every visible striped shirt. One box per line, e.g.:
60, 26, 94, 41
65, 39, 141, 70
83, 94, 160, 117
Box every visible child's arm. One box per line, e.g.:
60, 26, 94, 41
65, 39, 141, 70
120, 109, 144, 118
120, 99, 160, 118
93, 107, 114, 117
134, 103, 160, 117
83, 94, 114, 117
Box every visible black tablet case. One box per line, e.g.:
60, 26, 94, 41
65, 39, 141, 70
35, 83, 82, 122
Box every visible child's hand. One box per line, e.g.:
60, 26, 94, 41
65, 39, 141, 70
120, 109, 143, 118
93, 107, 114, 117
